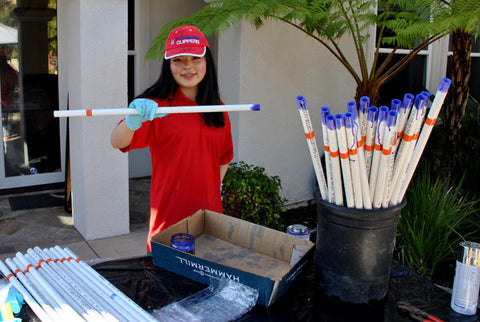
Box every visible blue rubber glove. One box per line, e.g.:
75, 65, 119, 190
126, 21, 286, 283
125, 98, 167, 130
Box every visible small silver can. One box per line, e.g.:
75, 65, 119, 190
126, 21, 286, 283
287, 224, 311, 241
450, 241, 480, 315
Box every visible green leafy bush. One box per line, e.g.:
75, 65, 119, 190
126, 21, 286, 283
221, 161, 287, 231
395, 167, 479, 277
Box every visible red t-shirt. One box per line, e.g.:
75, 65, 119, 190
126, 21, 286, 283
121, 90, 234, 251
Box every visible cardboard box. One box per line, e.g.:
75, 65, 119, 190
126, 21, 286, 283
151, 210, 315, 307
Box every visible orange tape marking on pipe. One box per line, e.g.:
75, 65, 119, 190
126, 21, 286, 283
364, 144, 374, 152
349, 148, 358, 155
425, 117, 436, 126
86, 109, 93, 116
382, 148, 392, 155
340, 152, 349, 159
305, 131, 315, 139
403, 133, 415, 142
374, 143, 382, 151
330, 150, 339, 158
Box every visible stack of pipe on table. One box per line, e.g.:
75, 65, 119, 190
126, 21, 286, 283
0, 246, 157, 321
296, 78, 451, 209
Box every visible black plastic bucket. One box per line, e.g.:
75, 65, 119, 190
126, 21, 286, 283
314, 190, 406, 303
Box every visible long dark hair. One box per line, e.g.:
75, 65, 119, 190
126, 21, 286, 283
138, 48, 224, 127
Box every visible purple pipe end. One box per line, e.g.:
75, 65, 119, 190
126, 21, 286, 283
360, 96, 370, 113
391, 99, 401, 113
296, 95, 307, 110
347, 101, 358, 119
414, 94, 426, 109
345, 112, 354, 129
439, 78, 452, 93
387, 111, 398, 128
326, 114, 336, 131
378, 106, 389, 123
321, 106, 330, 124
421, 91, 431, 98
334, 113, 345, 128
251, 104, 261, 111
368, 106, 378, 123
401, 93, 414, 110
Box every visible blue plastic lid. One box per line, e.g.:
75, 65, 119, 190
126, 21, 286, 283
170, 233, 195, 252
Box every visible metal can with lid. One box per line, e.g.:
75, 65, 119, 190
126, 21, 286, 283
450, 241, 480, 315
170, 233, 195, 255
286, 224, 311, 241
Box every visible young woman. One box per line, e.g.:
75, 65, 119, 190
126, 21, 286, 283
111, 26, 233, 252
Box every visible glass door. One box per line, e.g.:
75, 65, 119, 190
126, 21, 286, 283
0, 0, 63, 190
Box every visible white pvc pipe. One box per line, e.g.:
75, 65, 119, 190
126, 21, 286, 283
364, 106, 378, 177
388, 94, 428, 206
45, 247, 132, 322
372, 111, 398, 209
24, 252, 90, 320
0, 260, 53, 322
394, 94, 414, 149
321, 106, 335, 203
53, 104, 260, 117
296, 96, 329, 200
9, 257, 62, 321
347, 101, 372, 209
326, 114, 344, 206
60, 247, 157, 322
395, 78, 452, 204
335, 114, 355, 208
369, 106, 389, 203
344, 112, 364, 209
359, 97, 370, 145
32, 247, 118, 322
14, 252, 85, 322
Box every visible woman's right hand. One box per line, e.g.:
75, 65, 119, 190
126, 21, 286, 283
125, 98, 167, 130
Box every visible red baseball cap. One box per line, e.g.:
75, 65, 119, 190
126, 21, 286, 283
164, 25, 209, 60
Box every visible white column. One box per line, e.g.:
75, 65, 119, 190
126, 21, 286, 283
59, 0, 129, 239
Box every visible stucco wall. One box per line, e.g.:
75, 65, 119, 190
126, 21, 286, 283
218, 21, 358, 205
59, 0, 130, 239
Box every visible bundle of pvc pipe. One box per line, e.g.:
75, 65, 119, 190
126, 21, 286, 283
53, 104, 261, 117
0, 246, 157, 321
296, 78, 451, 209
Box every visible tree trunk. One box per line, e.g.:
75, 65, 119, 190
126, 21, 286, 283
355, 79, 381, 106
442, 30, 472, 170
